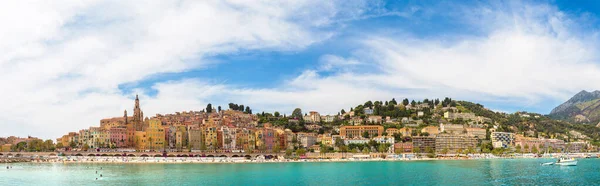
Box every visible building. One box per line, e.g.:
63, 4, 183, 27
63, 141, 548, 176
440, 124, 465, 134
146, 119, 165, 151
398, 127, 412, 136
344, 138, 370, 145
372, 136, 394, 144
567, 142, 587, 153
444, 112, 492, 123
435, 134, 477, 154
364, 107, 374, 115
412, 136, 436, 153
394, 142, 413, 153
491, 132, 514, 148
109, 127, 127, 148
1, 144, 11, 152
188, 126, 202, 150
465, 128, 486, 139
386, 128, 399, 136
321, 115, 336, 123
420, 126, 439, 136
297, 133, 317, 148
340, 125, 384, 139
367, 116, 383, 123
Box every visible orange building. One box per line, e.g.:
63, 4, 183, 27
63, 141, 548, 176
340, 125, 384, 139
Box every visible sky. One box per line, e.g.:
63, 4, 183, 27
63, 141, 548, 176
2, 0, 600, 139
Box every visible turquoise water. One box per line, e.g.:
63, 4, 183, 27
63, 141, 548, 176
1, 159, 599, 185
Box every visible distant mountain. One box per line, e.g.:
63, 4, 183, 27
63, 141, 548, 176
549, 90, 600, 123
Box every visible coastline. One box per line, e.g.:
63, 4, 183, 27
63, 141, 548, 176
7, 155, 571, 165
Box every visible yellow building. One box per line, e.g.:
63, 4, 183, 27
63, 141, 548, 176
146, 119, 165, 151
203, 125, 217, 149
255, 130, 264, 149
98, 129, 109, 148
2, 144, 12, 152
421, 126, 440, 136
134, 131, 147, 151
398, 127, 413, 136
386, 128, 399, 136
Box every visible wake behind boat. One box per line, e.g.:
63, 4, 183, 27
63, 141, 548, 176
541, 162, 554, 166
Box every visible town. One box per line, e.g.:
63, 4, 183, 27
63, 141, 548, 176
1, 96, 596, 160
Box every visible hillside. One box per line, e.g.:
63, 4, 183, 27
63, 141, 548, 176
549, 90, 600, 124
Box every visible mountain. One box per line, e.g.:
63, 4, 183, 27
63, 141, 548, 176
549, 90, 600, 123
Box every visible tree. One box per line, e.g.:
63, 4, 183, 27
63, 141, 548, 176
441, 148, 449, 155
272, 143, 281, 154
532, 146, 539, 154
206, 103, 213, 113
411, 100, 416, 107
402, 98, 409, 106
292, 108, 303, 119
515, 145, 522, 153
285, 149, 293, 157
378, 144, 387, 153
413, 147, 421, 156
340, 109, 346, 115
296, 148, 306, 156
245, 106, 251, 114
274, 112, 281, 117
362, 131, 370, 139
218, 106, 222, 112
524, 144, 530, 153
55, 143, 64, 150
83, 144, 90, 151
43, 140, 55, 152
467, 146, 475, 155
390, 98, 398, 105
364, 101, 373, 108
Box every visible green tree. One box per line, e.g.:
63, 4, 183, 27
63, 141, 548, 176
83, 144, 90, 151
206, 103, 213, 113
515, 145, 522, 153
285, 149, 293, 157
362, 131, 370, 139
274, 112, 281, 117
217, 106, 222, 112
402, 98, 409, 106
296, 148, 306, 156
532, 146, 539, 154
292, 108, 303, 119
55, 143, 64, 150
441, 148, 449, 155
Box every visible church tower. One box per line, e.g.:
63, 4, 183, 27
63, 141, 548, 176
133, 94, 143, 131
123, 110, 128, 124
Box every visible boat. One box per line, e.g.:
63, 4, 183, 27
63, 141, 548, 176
555, 157, 577, 166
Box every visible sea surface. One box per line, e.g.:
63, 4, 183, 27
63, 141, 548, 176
1, 158, 599, 185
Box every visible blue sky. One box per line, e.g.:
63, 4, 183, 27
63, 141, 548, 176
2, 0, 600, 138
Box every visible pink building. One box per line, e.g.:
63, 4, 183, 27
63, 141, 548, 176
263, 128, 275, 150
110, 127, 127, 148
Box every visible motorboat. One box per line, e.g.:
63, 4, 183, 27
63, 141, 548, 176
555, 157, 577, 166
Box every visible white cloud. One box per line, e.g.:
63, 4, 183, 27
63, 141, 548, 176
0, 0, 373, 139
165, 1, 600, 117
3, 1, 600, 140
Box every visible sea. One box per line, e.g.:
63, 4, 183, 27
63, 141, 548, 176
1, 158, 599, 185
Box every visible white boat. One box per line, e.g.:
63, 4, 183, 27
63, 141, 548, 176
555, 157, 577, 166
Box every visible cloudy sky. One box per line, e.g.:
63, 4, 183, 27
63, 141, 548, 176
2, 0, 600, 139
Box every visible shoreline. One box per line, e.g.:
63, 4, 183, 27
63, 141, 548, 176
5, 155, 580, 165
